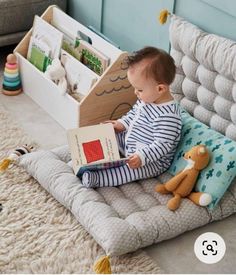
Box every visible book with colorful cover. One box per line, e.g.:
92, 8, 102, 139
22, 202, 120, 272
75, 39, 110, 76
51, 19, 110, 75
61, 37, 82, 61
28, 43, 52, 72
67, 123, 128, 178
52, 20, 82, 61
27, 15, 63, 71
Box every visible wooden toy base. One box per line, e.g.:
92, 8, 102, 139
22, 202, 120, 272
2, 88, 22, 96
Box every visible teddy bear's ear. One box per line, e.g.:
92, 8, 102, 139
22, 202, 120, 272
198, 146, 206, 155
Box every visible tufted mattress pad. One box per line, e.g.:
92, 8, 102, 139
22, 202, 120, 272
19, 15, 236, 256
19, 144, 236, 256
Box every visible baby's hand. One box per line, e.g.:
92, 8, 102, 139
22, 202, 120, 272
103, 120, 126, 133
127, 154, 142, 169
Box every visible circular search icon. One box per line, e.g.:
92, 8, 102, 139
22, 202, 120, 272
194, 232, 226, 264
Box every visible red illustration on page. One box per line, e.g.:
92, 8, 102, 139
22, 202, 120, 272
82, 139, 104, 163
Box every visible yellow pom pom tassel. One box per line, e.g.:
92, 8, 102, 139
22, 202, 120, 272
93, 255, 111, 274
159, 9, 170, 24
0, 158, 12, 172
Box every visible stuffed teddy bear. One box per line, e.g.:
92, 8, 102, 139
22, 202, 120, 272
60, 52, 84, 101
155, 145, 212, 211
45, 58, 67, 95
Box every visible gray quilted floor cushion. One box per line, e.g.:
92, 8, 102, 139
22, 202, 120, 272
19, 145, 236, 256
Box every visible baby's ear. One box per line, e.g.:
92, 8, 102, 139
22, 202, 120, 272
157, 84, 168, 93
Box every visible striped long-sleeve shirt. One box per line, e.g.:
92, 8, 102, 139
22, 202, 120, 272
118, 99, 182, 169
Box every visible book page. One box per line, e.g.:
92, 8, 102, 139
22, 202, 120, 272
67, 123, 121, 174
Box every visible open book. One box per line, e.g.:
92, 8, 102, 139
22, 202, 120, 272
67, 123, 128, 178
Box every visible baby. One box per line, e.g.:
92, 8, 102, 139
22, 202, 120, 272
82, 46, 182, 187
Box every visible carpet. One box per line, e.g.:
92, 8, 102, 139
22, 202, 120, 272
0, 101, 163, 273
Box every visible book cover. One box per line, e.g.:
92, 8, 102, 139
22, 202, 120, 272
51, 19, 82, 60
29, 45, 52, 72
51, 19, 110, 75
76, 158, 128, 178
62, 38, 82, 61
67, 123, 128, 177
27, 15, 63, 62
75, 40, 110, 76
27, 36, 52, 72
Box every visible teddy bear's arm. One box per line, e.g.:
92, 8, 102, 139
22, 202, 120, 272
165, 171, 188, 191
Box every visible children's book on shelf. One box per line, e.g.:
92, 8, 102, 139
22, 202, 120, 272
51, 18, 109, 75
27, 38, 51, 72
61, 36, 82, 61
51, 19, 82, 61
67, 123, 128, 178
77, 39, 110, 76
27, 15, 63, 72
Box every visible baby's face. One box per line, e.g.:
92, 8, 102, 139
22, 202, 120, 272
127, 61, 163, 104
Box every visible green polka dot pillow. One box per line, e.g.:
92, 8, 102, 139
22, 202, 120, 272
168, 110, 236, 209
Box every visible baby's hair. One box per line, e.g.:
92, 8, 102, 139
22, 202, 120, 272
127, 46, 176, 85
